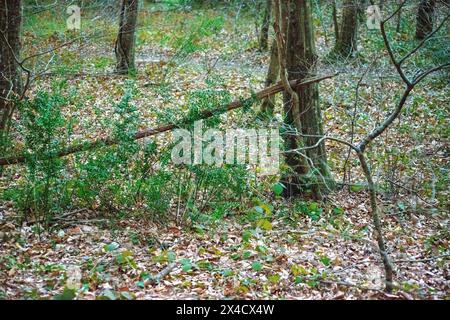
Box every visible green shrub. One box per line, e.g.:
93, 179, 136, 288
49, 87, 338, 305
9, 91, 67, 225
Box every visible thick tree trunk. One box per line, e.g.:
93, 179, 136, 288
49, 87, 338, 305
281, 0, 334, 197
0, 0, 22, 135
115, 0, 139, 75
259, 0, 272, 51
334, 0, 359, 57
415, 0, 436, 40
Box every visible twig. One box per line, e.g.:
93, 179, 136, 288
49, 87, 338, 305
148, 263, 177, 285
54, 208, 89, 220
318, 279, 384, 293
342, 61, 376, 185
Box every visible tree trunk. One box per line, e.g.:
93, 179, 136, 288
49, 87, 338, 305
0, 0, 22, 135
357, 0, 367, 24
332, 0, 339, 46
334, 0, 359, 57
259, 0, 272, 51
281, 0, 334, 198
115, 0, 139, 75
415, 0, 436, 40
260, 38, 280, 114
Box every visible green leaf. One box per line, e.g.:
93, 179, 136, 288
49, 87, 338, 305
104, 242, 120, 252
349, 184, 364, 193
320, 256, 331, 266
167, 251, 177, 263
268, 274, 281, 284
252, 261, 263, 271
197, 260, 212, 270
256, 245, 268, 254
308, 202, 319, 211
222, 269, 234, 277
140, 271, 151, 281
53, 287, 76, 300
272, 183, 284, 196
231, 253, 241, 260
291, 264, 308, 276
257, 219, 273, 231
260, 203, 272, 215
181, 258, 192, 272
242, 229, 252, 242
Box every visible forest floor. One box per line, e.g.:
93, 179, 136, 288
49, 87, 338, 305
0, 4, 448, 300
0, 189, 449, 300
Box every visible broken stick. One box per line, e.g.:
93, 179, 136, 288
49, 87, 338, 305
147, 263, 177, 285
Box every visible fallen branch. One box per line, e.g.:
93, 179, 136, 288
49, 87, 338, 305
54, 208, 89, 221
147, 263, 177, 285
318, 279, 384, 293
0, 74, 335, 167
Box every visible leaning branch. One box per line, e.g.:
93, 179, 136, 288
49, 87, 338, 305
0, 74, 336, 167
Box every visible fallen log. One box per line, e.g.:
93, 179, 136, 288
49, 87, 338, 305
0, 74, 336, 166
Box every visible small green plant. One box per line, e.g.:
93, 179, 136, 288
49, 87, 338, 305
295, 201, 323, 221
115, 250, 137, 270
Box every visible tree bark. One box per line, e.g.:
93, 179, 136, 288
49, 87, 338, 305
115, 0, 139, 75
260, 39, 279, 114
415, 0, 436, 40
280, 0, 334, 198
357, 150, 394, 292
0, 0, 22, 135
334, 0, 360, 57
332, 0, 339, 46
259, 0, 272, 51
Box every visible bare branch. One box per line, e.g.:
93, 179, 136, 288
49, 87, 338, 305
412, 62, 450, 85
382, 0, 409, 23
358, 86, 413, 152
380, 18, 411, 86
399, 13, 450, 66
